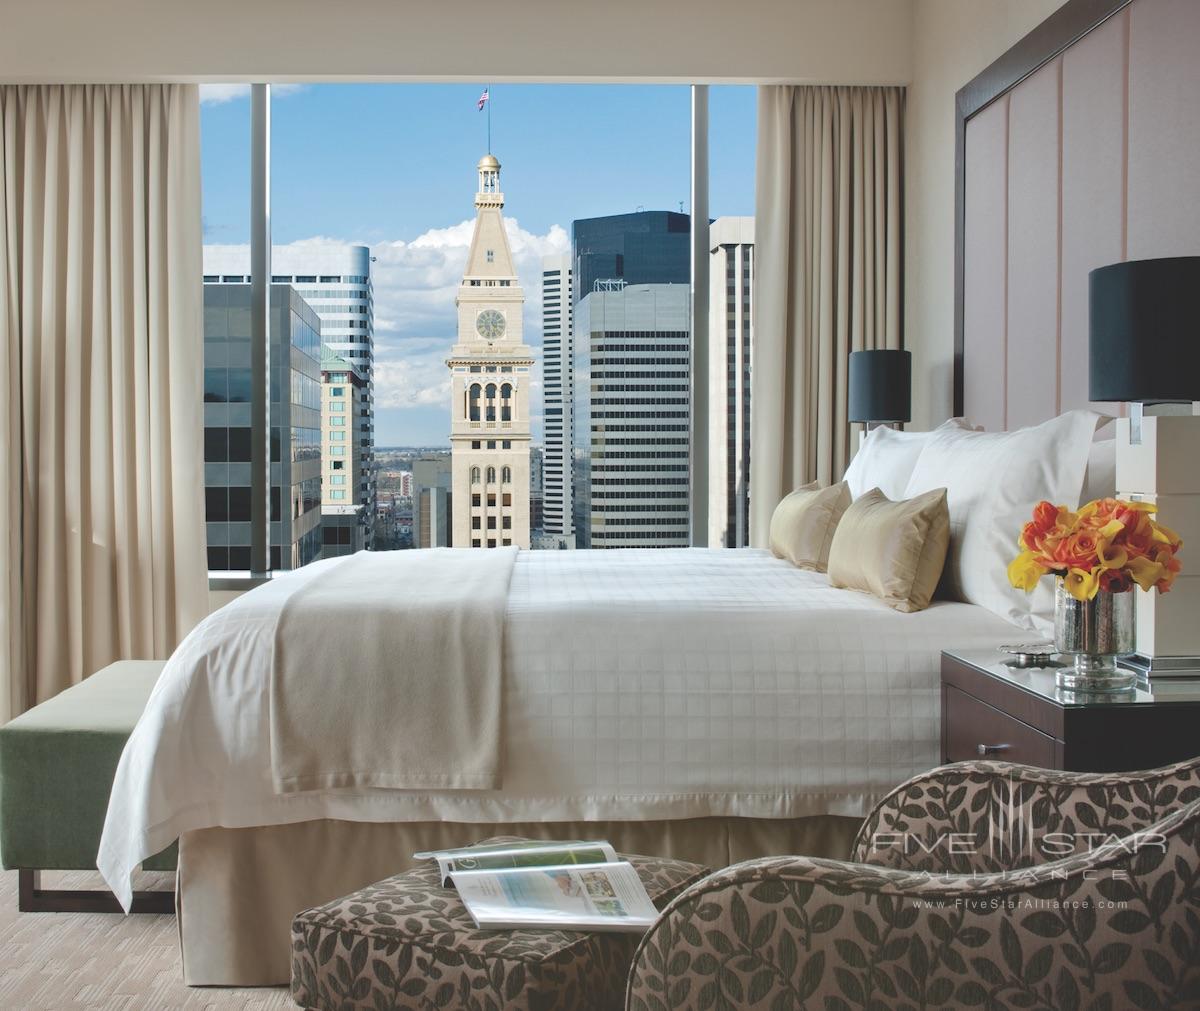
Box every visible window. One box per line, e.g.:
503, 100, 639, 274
202, 82, 737, 561
472, 516, 481, 529
332, 460, 343, 470
331, 475, 345, 485
470, 466, 481, 485
331, 490, 345, 500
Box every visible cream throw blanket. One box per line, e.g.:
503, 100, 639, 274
268, 547, 518, 794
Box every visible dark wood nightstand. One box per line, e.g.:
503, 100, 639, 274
941, 649, 1200, 772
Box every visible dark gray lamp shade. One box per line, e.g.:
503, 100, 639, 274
1089, 257, 1200, 403
848, 349, 911, 423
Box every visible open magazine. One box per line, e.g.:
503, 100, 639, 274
413, 840, 660, 932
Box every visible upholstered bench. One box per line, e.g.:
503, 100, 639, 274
290, 840, 709, 1011
0, 660, 176, 912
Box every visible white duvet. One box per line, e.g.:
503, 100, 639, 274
99, 548, 1021, 909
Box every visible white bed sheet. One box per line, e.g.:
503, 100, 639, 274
99, 548, 1021, 908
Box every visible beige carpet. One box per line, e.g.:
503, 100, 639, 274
0, 870, 295, 1009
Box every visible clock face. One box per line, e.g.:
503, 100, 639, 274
476, 309, 506, 341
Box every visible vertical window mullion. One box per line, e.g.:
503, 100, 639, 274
250, 84, 271, 575
690, 84, 710, 546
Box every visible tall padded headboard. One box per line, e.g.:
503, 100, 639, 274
954, 0, 1200, 429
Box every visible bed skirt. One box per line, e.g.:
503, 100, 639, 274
177, 814, 862, 986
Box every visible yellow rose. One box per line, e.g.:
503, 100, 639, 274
1007, 550, 1047, 593
1064, 567, 1101, 601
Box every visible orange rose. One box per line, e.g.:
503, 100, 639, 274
1051, 531, 1100, 571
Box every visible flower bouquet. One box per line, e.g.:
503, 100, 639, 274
1008, 498, 1182, 690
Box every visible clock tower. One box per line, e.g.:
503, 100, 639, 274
447, 154, 533, 548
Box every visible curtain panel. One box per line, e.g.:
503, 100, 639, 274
0, 84, 207, 721
750, 85, 904, 546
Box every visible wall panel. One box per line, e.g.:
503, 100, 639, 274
1061, 9, 1127, 415
963, 96, 1009, 432
1005, 59, 1062, 428
1127, 0, 1200, 257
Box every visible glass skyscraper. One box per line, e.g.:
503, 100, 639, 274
203, 284, 322, 571
571, 211, 690, 305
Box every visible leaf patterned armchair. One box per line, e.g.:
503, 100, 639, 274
627, 756, 1200, 1010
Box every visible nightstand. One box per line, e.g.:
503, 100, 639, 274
941, 649, 1200, 772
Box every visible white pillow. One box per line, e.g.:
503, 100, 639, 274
843, 420, 968, 500
903, 410, 1102, 633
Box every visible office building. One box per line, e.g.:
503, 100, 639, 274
572, 284, 691, 548
320, 348, 367, 557
203, 244, 377, 547
539, 253, 574, 547
446, 154, 533, 549
572, 211, 691, 307
412, 454, 453, 548
529, 445, 544, 536
707, 217, 755, 547
203, 284, 322, 571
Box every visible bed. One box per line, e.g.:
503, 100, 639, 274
99, 546, 1023, 984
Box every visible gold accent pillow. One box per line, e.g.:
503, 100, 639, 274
768, 481, 851, 571
827, 487, 950, 612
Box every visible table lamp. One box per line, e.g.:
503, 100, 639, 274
1089, 256, 1200, 677
848, 349, 911, 441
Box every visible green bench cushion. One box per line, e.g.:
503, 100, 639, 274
0, 660, 176, 872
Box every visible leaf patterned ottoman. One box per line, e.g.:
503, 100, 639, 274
290, 839, 709, 1011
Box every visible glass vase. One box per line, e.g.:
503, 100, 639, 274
1053, 576, 1137, 692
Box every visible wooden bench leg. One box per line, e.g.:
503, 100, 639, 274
18, 869, 175, 914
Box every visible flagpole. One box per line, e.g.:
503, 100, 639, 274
487, 84, 492, 153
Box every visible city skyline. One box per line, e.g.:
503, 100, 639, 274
200, 83, 756, 445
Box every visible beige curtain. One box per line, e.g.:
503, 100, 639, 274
0, 85, 207, 721
750, 85, 904, 546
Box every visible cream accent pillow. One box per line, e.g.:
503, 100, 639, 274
827, 487, 950, 612
768, 480, 851, 571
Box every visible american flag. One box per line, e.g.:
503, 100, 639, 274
477, 88, 490, 111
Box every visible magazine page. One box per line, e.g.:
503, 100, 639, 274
414, 840, 619, 887
449, 861, 660, 932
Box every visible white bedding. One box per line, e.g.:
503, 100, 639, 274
99, 548, 1021, 909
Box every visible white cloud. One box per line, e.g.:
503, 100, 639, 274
204, 219, 568, 443
199, 83, 306, 105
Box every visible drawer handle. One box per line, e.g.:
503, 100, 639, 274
977, 743, 1011, 757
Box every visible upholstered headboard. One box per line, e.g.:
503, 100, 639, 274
954, 0, 1200, 429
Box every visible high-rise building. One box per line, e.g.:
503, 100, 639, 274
320, 349, 367, 558
203, 245, 377, 547
203, 284, 322, 571
447, 154, 533, 549
539, 253, 574, 548
412, 454, 453, 548
707, 217, 755, 548
572, 211, 691, 306
529, 446, 544, 536
572, 284, 691, 549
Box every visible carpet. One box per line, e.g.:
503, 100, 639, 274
0, 870, 294, 1009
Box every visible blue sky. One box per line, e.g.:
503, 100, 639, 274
201, 83, 756, 445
